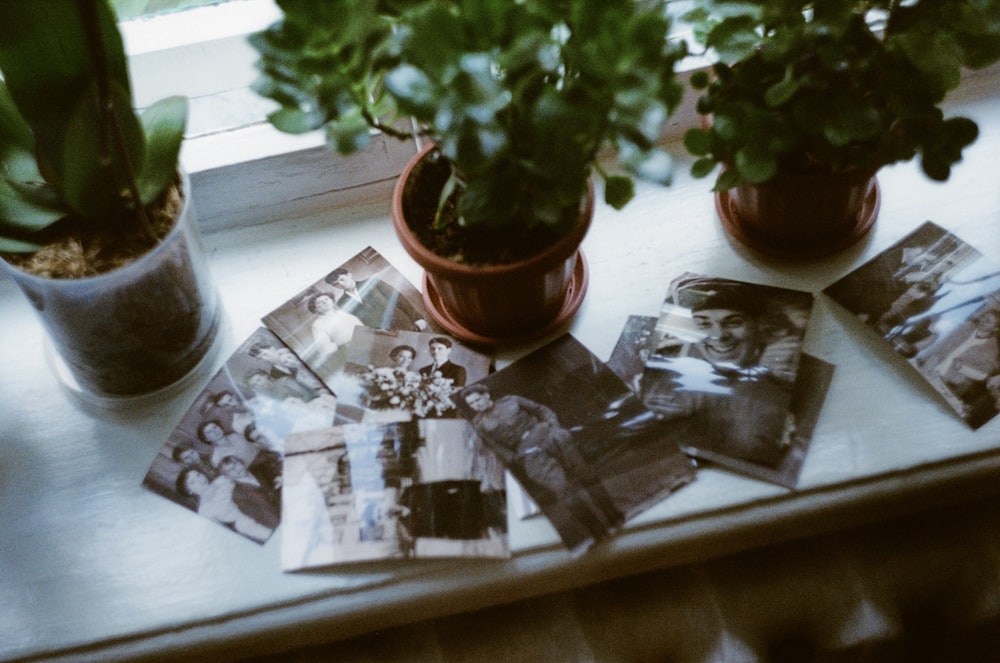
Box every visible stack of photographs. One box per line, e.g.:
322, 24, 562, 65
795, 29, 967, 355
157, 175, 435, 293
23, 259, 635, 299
611, 273, 834, 489
144, 248, 510, 567
142, 221, 995, 565
825, 221, 1000, 430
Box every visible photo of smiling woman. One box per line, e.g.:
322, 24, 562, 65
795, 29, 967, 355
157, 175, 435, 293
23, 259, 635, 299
640, 273, 814, 481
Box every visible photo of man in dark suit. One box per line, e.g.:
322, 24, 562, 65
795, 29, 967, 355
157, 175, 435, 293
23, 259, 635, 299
419, 336, 467, 387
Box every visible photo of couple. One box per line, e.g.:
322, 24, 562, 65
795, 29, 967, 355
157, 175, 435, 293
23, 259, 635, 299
261, 246, 434, 383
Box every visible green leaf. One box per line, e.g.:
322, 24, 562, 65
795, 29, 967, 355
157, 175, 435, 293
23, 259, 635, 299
689, 70, 710, 90
707, 16, 761, 64
684, 128, 712, 156
384, 64, 438, 118
267, 107, 325, 134
891, 31, 964, 95
714, 167, 742, 192
691, 157, 717, 179
0, 234, 44, 253
920, 116, 979, 181
0, 81, 33, 150
0, 177, 66, 234
138, 96, 187, 204
712, 113, 739, 141
0, 0, 131, 185
326, 107, 373, 154
604, 175, 635, 210
821, 98, 880, 146
59, 82, 144, 219
734, 146, 777, 184
764, 67, 799, 107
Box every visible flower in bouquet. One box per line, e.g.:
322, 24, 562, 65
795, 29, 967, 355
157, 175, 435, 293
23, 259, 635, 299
359, 365, 457, 417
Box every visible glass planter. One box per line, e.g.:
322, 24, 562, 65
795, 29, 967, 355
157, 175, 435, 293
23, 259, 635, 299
0, 170, 223, 408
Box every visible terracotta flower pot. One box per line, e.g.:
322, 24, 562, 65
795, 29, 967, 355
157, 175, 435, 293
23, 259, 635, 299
715, 166, 881, 259
0, 169, 222, 406
391, 143, 592, 346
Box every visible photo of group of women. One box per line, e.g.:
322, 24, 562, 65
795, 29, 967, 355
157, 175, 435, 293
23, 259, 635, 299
825, 221, 1000, 429
280, 419, 508, 570
454, 334, 698, 555
637, 273, 821, 486
142, 327, 338, 543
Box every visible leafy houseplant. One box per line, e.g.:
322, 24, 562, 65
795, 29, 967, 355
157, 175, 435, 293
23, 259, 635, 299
250, 0, 687, 342
0, 1, 221, 401
681, 0, 1000, 257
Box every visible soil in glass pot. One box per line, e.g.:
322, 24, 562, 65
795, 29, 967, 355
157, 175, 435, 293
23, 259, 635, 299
0, 170, 223, 408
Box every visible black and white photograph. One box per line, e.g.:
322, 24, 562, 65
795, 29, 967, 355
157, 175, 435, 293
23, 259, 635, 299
142, 327, 337, 544
825, 221, 1000, 428
606, 314, 660, 396
455, 334, 696, 555
639, 274, 815, 482
609, 315, 834, 487
261, 246, 433, 386
280, 419, 509, 571
327, 327, 491, 423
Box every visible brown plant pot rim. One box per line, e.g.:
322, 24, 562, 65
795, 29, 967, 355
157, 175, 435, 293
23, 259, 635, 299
391, 142, 593, 344
420, 253, 590, 347
716, 166, 881, 260
391, 142, 594, 278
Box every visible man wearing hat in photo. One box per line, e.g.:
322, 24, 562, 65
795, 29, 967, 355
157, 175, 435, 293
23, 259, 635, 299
640, 275, 809, 468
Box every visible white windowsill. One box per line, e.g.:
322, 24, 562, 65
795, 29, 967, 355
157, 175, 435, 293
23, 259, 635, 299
1, 20, 998, 661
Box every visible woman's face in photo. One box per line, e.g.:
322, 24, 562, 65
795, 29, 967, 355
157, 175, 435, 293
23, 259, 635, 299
216, 392, 240, 409
248, 373, 269, 388
184, 470, 210, 495
392, 349, 414, 369
275, 348, 299, 368
201, 422, 225, 443
314, 295, 334, 314
693, 308, 757, 365
179, 448, 201, 465
219, 456, 249, 480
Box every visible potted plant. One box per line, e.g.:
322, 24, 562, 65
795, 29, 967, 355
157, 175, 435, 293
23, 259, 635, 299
249, 0, 687, 344
680, 0, 1000, 258
0, 1, 222, 404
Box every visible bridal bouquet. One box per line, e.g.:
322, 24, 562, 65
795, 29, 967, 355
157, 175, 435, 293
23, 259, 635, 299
359, 366, 457, 417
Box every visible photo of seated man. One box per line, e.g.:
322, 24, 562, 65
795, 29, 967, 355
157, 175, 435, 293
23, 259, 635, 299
456, 334, 696, 555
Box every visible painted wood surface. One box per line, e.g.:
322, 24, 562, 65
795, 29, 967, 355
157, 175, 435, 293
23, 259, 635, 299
0, 66, 997, 662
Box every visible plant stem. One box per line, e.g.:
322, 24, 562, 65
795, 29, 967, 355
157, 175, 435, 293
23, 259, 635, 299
79, 0, 156, 244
